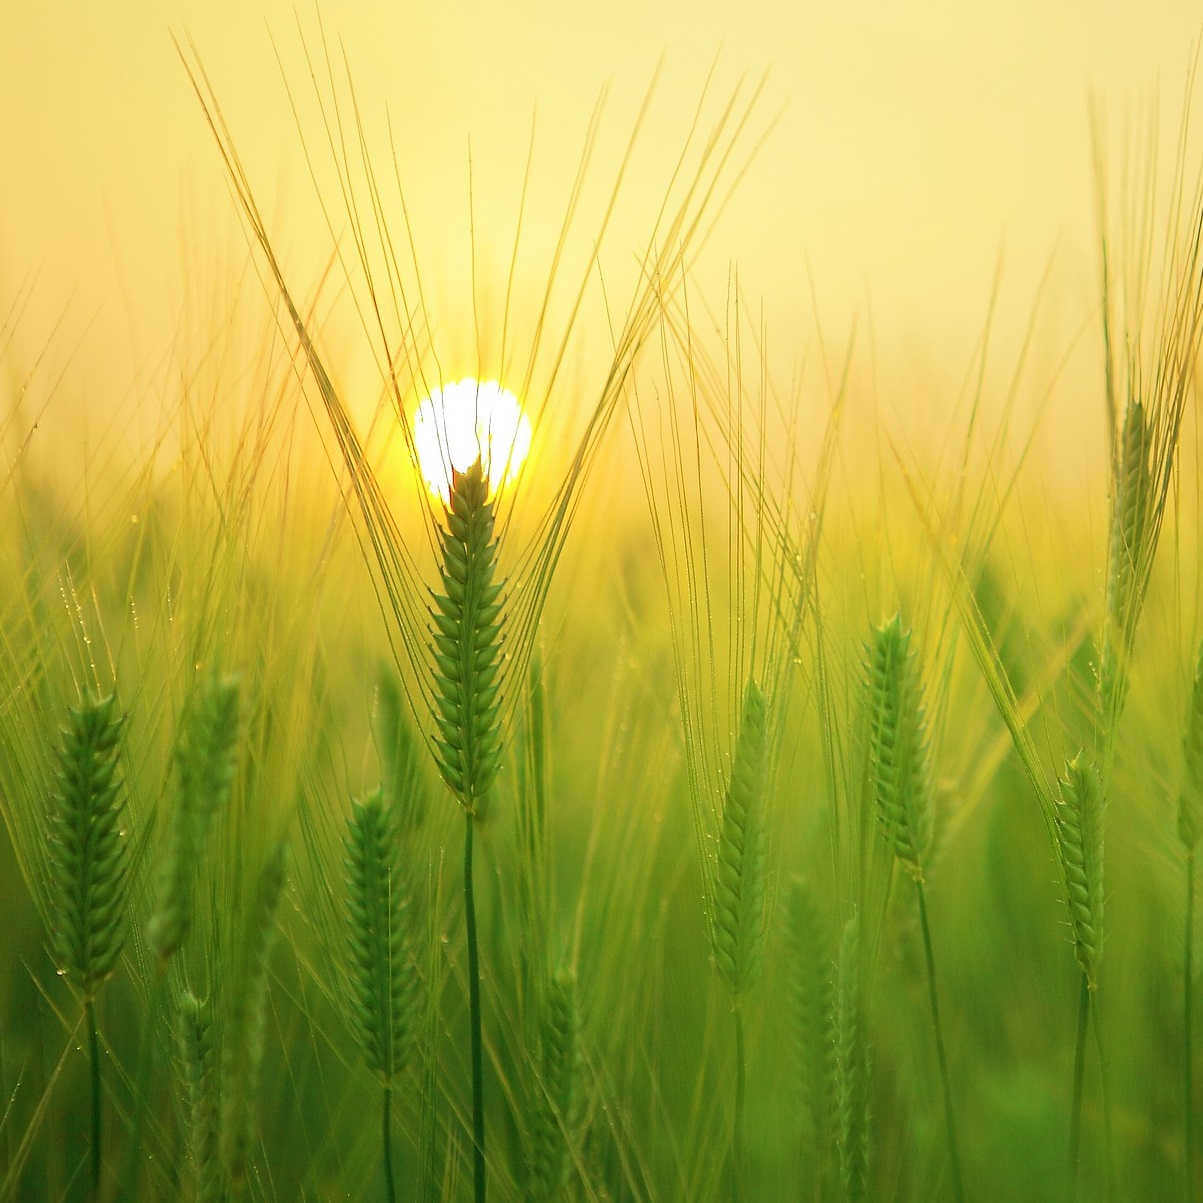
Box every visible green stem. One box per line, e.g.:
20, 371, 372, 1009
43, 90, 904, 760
733, 1001, 746, 1203
1070, 974, 1089, 1200
86, 998, 101, 1198
117, 969, 167, 1201
1187, 851, 1196, 1203
383, 1082, 397, 1203
1091, 992, 1115, 1203
916, 881, 965, 1203
465, 813, 486, 1203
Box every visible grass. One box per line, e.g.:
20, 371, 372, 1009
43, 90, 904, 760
5, 26, 1203, 1203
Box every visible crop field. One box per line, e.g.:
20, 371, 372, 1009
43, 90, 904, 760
3, 8, 1203, 1203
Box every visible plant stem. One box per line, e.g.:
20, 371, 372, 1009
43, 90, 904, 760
86, 998, 101, 1198
118, 968, 166, 1201
1070, 974, 1089, 1200
1091, 992, 1115, 1203
465, 813, 486, 1203
733, 1000, 746, 1203
1187, 850, 1196, 1203
916, 881, 965, 1203
382, 1082, 397, 1203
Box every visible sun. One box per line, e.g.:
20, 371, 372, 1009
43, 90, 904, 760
412, 378, 532, 503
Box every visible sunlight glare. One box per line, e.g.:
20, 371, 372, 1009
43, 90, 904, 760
413, 378, 532, 503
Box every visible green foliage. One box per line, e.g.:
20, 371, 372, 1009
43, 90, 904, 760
148, 672, 241, 962
430, 460, 505, 817
865, 615, 932, 882
45, 692, 129, 998
712, 679, 769, 996
376, 662, 428, 831
343, 790, 419, 1084
1054, 754, 1105, 989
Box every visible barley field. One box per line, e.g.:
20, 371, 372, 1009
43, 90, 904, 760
3, 7, 1203, 1202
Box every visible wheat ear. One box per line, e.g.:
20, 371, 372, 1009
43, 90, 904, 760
527, 968, 581, 1201
220, 841, 287, 1191
177, 990, 221, 1203
344, 790, 420, 1203
46, 691, 129, 1196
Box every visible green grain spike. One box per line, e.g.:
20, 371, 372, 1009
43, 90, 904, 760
46, 692, 130, 998
866, 615, 932, 882
834, 913, 870, 1203
1055, 753, 1105, 989
343, 790, 420, 1083
712, 679, 769, 995
177, 990, 221, 1203
428, 459, 506, 817
527, 968, 580, 1201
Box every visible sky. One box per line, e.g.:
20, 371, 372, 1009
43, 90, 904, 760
2, 1, 1202, 447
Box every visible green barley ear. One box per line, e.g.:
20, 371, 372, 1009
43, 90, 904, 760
429, 459, 505, 818
787, 879, 832, 1170
221, 840, 287, 1188
343, 789, 420, 1082
1180, 643, 1203, 850
148, 673, 241, 962
1054, 753, 1105, 989
1099, 399, 1150, 727
866, 615, 932, 882
712, 679, 769, 996
376, 662, 427, 830
177, 990, 221, 1203
833, 913, 870, 1203
527, 967, 581, 1201
46, 692, 130, 998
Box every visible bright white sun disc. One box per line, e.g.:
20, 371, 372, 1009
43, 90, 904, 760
413, 378, 532, 502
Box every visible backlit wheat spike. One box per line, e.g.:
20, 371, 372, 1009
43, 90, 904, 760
834, 913, 870, 1203
712, 679, 769, 996
46, 692, 129, 998
177, 990, 221, 1203
1099, 399, 1150, 727
221, 841, 287, 1187
1180, 643, 1203, 850
149, 673, 241, 962
344, 790, 419, 1083
527, 968, 580, 1201
787, 879, 832, 1166
1055, 753, 1105, 989
429, 459, 505, 816
866, 615, 932, 882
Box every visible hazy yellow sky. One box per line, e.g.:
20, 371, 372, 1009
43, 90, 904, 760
2, 1, 1202, 431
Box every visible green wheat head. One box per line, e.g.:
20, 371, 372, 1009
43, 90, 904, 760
527, 967, 581, 1201
148, 673, 241, 962
46, 692, 130, 998
712, 678, 769, 996
430, 459, 505, 817
177, 989, 222, 1203
1180, 643, 1203, 850
343, 789, 420, 1084
787, 879, 833, 1166
865, 615, 933, 882
1099, 399, 1151, 728
834, 912, 870, 1203
1054, 753, 1105, 989
221, 841, 287, 1187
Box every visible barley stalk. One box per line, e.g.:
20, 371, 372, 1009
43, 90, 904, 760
834, 913, 870, 1203
1180, 643, 1203, 1201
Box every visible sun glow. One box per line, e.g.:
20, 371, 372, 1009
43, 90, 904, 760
412, 378, 532, 503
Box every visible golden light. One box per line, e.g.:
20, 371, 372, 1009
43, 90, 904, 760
412, 377, 533, 503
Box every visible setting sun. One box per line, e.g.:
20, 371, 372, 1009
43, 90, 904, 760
412, 378, 532, 503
